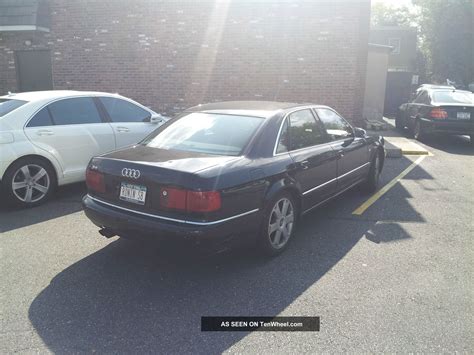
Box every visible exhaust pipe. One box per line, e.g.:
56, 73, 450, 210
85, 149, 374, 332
99, 228, 116, 239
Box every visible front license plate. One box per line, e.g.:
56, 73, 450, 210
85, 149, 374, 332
457, 112, 470, 119
119, 182, 147, 205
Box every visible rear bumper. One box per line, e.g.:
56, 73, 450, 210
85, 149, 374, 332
420, 118, 474, 135
82, 195, 261, 251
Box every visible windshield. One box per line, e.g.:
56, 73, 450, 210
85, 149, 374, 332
0, 99, 28, 117
142, 112, 264, 156
432, 91, 473, 104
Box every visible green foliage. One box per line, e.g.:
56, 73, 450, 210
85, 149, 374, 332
413, 0, 473, 86
371, 0, 473, 87
371, 3, 417, 27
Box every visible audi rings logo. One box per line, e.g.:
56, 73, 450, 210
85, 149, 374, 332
121, 168, 141, 179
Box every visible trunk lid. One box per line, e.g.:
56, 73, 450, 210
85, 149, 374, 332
88, 145, 238, 219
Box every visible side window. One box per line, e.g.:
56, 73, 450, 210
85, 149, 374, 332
288, 109, 327, 150
276, 119, 289, 154
48, 97, 102, 125
27, 107, 53, 127
315, 108, 353, 140
414, 91, 428, 104
99, 97, 151, 123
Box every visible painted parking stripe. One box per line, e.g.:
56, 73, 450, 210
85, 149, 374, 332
352, 155, 427, 216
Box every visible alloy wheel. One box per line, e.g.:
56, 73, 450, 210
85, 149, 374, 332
11, 164, 50, 203
268, 197, 295, 249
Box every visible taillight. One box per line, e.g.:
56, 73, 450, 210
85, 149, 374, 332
160, 187, 221, 213
187, 191, 221, 212
160, 187, 187, 210
86, 169, 105, 193
430, 108, 448, 119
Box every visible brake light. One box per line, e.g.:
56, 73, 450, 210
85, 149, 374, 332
86, 169, 105, 193
187, 191, 221, 212
430, 108, 448, 119
160, 188, 221, 212
160, 187, 187, 210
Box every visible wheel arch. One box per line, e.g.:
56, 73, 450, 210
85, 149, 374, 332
264, 177, 303, 217
3, 154, 59, 186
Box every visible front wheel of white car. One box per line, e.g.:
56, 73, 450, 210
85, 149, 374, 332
2, 157, 56, 208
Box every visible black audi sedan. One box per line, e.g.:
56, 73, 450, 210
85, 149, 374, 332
82, 101, 384, 255
396, 88, 474, 141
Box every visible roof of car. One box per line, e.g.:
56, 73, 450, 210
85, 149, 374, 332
417, 84, 455, 91
186, 101, 317, 118
0, 90, 120, 102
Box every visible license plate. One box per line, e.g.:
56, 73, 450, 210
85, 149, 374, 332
119, 182, 147, 205
457, 112, 470, 119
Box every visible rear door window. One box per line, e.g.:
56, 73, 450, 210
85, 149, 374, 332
99, 97, 151, 122
314, 108, 353, 141
27, 107, 53, 127
288, 109, 328, 150
48, 97, 102, 125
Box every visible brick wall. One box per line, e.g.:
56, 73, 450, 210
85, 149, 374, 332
0, 0, 370, 124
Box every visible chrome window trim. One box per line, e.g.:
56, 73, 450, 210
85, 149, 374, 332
312, 107, 355, 140
302, 162, 370, 196
273, 105, 357, 157
273, 105, 328, 157
88, 195, 259, 226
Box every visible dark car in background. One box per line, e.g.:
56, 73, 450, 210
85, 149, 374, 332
397, 88, 474, 142
82, 101, 384, 255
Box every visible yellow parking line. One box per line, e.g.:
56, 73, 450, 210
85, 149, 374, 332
352, 155, 427, 215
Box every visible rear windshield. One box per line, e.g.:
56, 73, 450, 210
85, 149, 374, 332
142, 112, 264, 156
432, 91, 473, 104
0, 99, 27, 117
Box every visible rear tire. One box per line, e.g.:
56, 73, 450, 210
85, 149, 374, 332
395, 112, 404, 130
1, 157, 56, 208
413, 120, 425, 141
362, 152, 381, 194
258, 192, 298, 256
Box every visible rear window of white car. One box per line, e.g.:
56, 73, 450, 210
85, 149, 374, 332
432, 91, 473, 104
0, 99, 27, 117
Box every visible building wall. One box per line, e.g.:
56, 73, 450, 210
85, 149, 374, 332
370, 27, 417, 72
0, 0, 370, 124
363, 45, 390, 122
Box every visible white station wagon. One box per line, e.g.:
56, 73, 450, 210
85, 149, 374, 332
0, 90, 167, 207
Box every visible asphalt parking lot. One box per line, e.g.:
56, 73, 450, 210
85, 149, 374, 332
1, 133, 473, 353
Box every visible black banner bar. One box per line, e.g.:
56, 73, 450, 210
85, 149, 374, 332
201, 316, 320, 332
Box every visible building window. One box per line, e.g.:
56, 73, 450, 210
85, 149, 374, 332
388, 38, 401, 55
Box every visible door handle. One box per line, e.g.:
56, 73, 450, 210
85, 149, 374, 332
116, 126, 130, 133
36, 129, 54, 136
299, 160, 309, 170
337, 150, 344, 158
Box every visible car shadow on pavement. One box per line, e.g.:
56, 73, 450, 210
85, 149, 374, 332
27, 159, 427, 353
419, 135, 473, 156
27, 217, 374, 353
0, 183, 86, 233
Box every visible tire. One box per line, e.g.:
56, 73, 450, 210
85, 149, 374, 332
362, 152, 381, 194
1, 157, 57, 208
395, 112, 404, 130
258, 191, 298, 256
413, 120, 425, 141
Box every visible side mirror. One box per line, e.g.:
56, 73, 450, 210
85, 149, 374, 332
149, 114, 167, 124
354, 127, 366, 138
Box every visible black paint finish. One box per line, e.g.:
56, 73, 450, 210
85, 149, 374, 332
82, 101, 384, 247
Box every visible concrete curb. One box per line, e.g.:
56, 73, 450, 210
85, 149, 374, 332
384, 140, 402, 158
